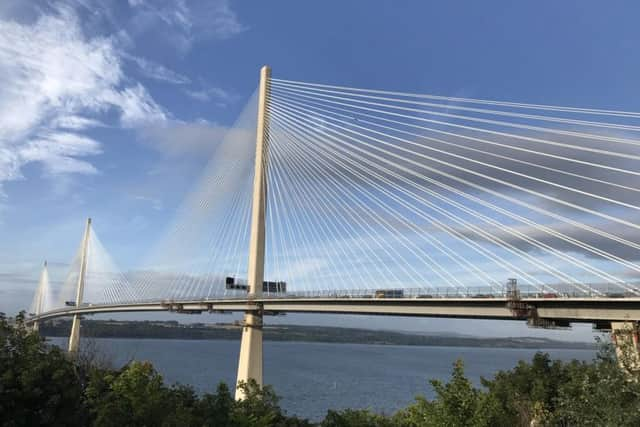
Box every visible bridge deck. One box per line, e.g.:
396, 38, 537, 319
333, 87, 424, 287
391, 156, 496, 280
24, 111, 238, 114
28, 297, 640, 325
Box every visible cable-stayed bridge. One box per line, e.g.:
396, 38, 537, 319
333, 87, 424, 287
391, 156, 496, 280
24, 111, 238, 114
26, 67, 640, 397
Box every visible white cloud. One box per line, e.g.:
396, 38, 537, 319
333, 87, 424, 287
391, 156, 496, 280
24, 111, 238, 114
185, 86, 237, 106
203, 1, 247, 39
0, 6, 166, 189
184, 90, 211, 102
132, 195, 163, 211
52, 115, 104, 130
19, 132, 102, 175
0, 148, 22, 183
107, 83, 167, 126
286, 257, 328, 281
129, 0, 247, 53
124, 53, 191, 85
137, 119, 231, 156
0, 0, 245, 210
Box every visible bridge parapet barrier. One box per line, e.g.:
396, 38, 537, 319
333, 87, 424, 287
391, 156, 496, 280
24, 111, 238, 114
68, 281, 638, 305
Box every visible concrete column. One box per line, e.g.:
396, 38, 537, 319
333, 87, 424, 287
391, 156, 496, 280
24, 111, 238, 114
235, 66, 270, 400
68, 218, 91, 354
235, 312, 264, 399
611, 321, 640, 374
32, 260, 48, 334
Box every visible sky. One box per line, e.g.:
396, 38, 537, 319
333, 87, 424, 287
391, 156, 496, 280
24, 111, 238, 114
2, 1, 640, 341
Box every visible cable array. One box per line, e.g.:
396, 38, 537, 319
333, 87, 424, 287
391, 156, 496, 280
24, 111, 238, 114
83, 231, 136, 304
264, 78, 640, 296
51, 227, 133, 307
39, 76, 640, 308
126, 90, 259, 302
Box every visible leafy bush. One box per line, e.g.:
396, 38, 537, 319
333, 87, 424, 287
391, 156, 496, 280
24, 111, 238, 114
0, 313, 308, 427
0, 312, 87, 426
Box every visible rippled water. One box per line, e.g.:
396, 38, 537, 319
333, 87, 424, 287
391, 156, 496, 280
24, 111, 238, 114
48, 337, 595, 421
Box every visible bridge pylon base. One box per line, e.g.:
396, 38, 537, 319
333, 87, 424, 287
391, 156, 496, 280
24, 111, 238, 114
68, 314, 81, 354
235, 311, 263, 400
611, 321, 640, 374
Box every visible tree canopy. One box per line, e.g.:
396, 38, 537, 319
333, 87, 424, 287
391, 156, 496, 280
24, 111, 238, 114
2, 312, 640, 426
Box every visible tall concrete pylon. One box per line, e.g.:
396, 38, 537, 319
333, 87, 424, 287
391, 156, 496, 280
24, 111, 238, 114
68, 217, 91, 354
235, 66, 271, 400
32, 260, 48, 333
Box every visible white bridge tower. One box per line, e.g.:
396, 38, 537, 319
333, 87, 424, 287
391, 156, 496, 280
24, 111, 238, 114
68, 217, 91, 354
235, 66, 271, 400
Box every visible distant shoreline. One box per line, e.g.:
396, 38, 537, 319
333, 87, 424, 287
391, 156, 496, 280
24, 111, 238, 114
40, 319, 596, 350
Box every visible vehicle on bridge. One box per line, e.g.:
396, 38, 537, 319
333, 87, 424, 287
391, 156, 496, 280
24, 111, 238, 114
374, 289, 404, 298
64, 301, 92, 307
606, 292, 634, 298
225, 276, 248, 290
540, 293, 559, 299
225, 276, 287, 293
263, 281, 287, 293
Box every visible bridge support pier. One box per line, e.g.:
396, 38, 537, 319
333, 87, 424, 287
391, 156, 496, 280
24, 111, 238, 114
611, 321, 640, 374
236, 311, 263, 399
68, 315, 81, 353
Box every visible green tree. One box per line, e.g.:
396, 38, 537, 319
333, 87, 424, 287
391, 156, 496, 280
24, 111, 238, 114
480, 352, 567, 426
548, 343, 640, 427
0, 312, 87, 427
396, 359, 502, 427
479, 343, 640, 427
86, 361, 221, 427
196, 382, 235, 427
232, 380, 311, 427
321, 408, 395, 427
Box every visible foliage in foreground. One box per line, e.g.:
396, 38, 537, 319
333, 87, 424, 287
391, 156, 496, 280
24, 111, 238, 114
2, 312, 640, 426
1, 313, 309, 427
321, 341, 640, 427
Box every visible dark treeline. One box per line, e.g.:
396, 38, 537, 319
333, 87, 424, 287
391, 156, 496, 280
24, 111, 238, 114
40, 319, 594, 349
2, 313, 640, 426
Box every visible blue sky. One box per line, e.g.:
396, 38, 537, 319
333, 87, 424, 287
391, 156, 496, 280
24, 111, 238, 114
1, 1, 640, 339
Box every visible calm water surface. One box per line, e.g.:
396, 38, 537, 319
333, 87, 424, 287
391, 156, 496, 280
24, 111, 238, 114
48, 337, 595, 421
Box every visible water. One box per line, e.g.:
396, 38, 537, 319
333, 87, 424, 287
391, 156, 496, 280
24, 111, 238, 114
48, 337, 595, 421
